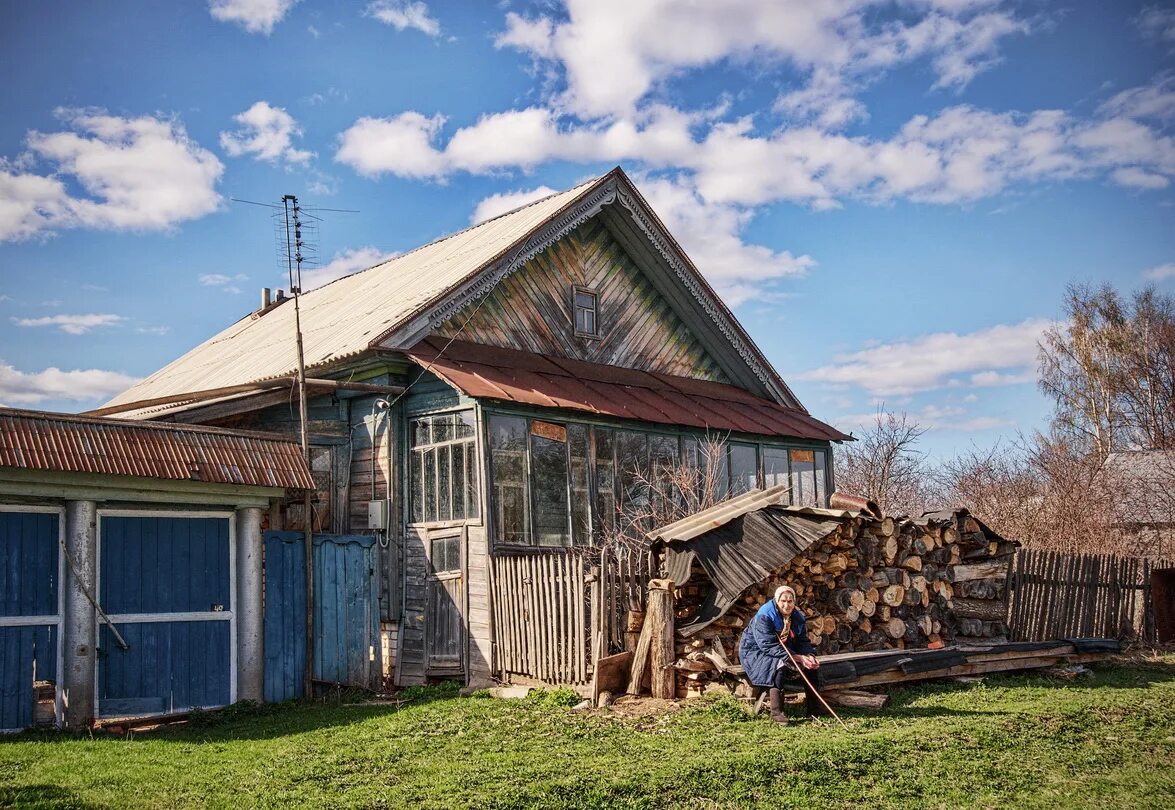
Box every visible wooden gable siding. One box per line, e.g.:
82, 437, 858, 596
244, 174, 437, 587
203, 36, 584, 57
433, 217, 730, 383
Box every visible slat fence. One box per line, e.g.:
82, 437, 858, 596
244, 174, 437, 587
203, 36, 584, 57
490, 552, 590, 686
1009, 549, 1175, 642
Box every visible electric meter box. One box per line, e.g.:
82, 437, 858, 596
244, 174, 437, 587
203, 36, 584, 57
367, 499, 390, 530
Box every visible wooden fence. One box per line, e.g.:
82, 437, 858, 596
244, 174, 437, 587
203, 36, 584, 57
600, 544, 653, 656
490, 552, 591, 686
1009, 549, 1175, 642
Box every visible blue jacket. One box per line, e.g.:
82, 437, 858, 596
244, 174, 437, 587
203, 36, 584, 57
737, 599, 817, 687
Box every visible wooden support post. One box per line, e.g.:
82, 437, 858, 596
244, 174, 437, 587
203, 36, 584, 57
627, 579, 674, 697
624, 609, 644, 653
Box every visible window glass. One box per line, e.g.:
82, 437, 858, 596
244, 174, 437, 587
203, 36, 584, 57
431, 536, 460, 573
789, 448, 817, 507
763, 446, 789, 490
594, 427, 616, 538
813, 449, 828, 506
489, 415, 529, 544
464, 443, 480, 520
569, 424, 591, 545
729, 443, 758, 496
531, 421, 570, 547
616, 430, 649, 511
649, 434, 678, 513
574, 288, 598, 336
410, 411, 480, 524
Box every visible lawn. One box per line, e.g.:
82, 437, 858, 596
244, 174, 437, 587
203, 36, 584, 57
1, 658, 1173, 809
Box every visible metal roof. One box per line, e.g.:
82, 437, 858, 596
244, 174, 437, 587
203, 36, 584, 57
102, 176, 603, 411
0, 408, 314, 490
407, 339, 852, 442
658, 506, 846, 635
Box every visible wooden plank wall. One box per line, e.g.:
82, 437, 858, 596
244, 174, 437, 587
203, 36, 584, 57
466, 525, 494, 687
1009, 549, 1175, 642
433, 218, 730, 383
490, 552, 590, 686
398, 527, 429, 685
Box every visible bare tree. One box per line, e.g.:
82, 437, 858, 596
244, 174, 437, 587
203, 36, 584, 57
834, 409, 937, 516
1039, 284, 1175, 456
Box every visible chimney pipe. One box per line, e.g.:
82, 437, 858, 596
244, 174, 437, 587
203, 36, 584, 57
261, 287, 271, 309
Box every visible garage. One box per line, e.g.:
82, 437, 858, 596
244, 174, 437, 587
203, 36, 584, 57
0, 409, 313, 729
97, 513, 235, 718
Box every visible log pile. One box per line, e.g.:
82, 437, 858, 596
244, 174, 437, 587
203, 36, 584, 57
668, 508, 1016, 698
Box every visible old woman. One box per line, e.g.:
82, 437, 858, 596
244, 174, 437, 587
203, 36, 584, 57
738, 585, 823, 723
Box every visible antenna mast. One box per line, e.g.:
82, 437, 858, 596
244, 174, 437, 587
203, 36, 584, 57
281, 193, 315, 697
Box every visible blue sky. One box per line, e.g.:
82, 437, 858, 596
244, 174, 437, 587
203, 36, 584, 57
1, 0, 1172, 459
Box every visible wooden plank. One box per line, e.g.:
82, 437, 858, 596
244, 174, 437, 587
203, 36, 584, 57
594, 651, 633, 695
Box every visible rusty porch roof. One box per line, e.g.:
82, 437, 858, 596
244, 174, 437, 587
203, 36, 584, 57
0, 408, 314, 490
406, 339, 852, 443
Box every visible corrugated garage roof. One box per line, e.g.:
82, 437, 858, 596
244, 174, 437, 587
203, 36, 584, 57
0, 408, 314, 490
407, 339, 852, 442
102, 176, 602, 410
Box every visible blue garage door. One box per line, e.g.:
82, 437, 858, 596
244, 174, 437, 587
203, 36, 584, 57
98, 515, 232, 718
0, 509, 60, 732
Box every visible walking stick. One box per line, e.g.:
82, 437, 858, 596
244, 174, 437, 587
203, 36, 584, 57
779, 618, 849, 730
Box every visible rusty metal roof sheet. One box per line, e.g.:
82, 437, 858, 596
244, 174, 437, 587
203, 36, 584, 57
658, 506, 846, 636
0, 408, 314, 490
407, 339, 852, 443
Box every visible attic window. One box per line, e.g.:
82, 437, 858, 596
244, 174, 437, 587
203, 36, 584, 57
572, 286, 599, 338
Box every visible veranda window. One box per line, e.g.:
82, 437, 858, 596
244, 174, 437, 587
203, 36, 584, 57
410, 411, 480, 524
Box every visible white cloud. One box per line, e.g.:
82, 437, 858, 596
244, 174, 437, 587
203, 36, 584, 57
14, 313, 125, 335
634, 175, 814, 306
200, 273, 248, 292
208, 0, 299, 35
1100, 75, 1175, 123
220, 101, 313, 165
336, 80, 1175, 207
300, 246, 399, 291
1136, 6, 1175, 44
494, 0, 1027, 120
800, 318, 1051, 396
833, 403, 1013, 435
366, 1, 440, 37
1111, 167, 1170, 189
471, 186, 559, 224
0, 362, 139, 405
136, 326, 170, 336
1145, 262, 1175, 281
335, 112, 448, 178
0, 109, 222, 241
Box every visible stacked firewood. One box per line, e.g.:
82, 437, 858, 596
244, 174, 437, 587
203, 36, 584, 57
670, 509, 1015, 698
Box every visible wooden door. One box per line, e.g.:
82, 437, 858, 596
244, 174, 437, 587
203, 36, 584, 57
425, 530, 465, 677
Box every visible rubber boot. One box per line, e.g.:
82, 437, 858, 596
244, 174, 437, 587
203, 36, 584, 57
768, 688, 788, 724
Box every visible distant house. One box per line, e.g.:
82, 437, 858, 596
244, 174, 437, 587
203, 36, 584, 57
97, 167, 850, 689
1102, 450, 1175, 557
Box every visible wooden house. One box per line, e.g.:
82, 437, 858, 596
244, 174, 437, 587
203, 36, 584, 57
96, 167, 850, 690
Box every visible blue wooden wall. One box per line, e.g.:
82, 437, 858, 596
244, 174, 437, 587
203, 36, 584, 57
263, 532, 306, 703
98, 516, 232, 718
264, 532, 380, 701
0, 511, 59, 731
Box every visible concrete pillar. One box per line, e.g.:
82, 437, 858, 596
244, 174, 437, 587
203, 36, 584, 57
234, 507, 265, 702
62, 500, 97, 729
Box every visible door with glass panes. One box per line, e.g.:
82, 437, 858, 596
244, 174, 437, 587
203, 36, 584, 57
425, 530, 465, 676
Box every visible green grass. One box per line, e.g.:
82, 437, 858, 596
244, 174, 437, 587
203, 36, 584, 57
2, 659, 1173, 809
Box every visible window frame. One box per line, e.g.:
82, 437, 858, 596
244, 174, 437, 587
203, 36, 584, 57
571, 285, 600, 339
482, 406, 836, 551
407, 408, 481, 529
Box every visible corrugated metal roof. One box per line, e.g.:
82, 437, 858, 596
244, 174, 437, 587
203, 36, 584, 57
659, 506, 845, 636
407, 339, 852, 442
0, 408, 314, 490
102, 176, 604, 410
